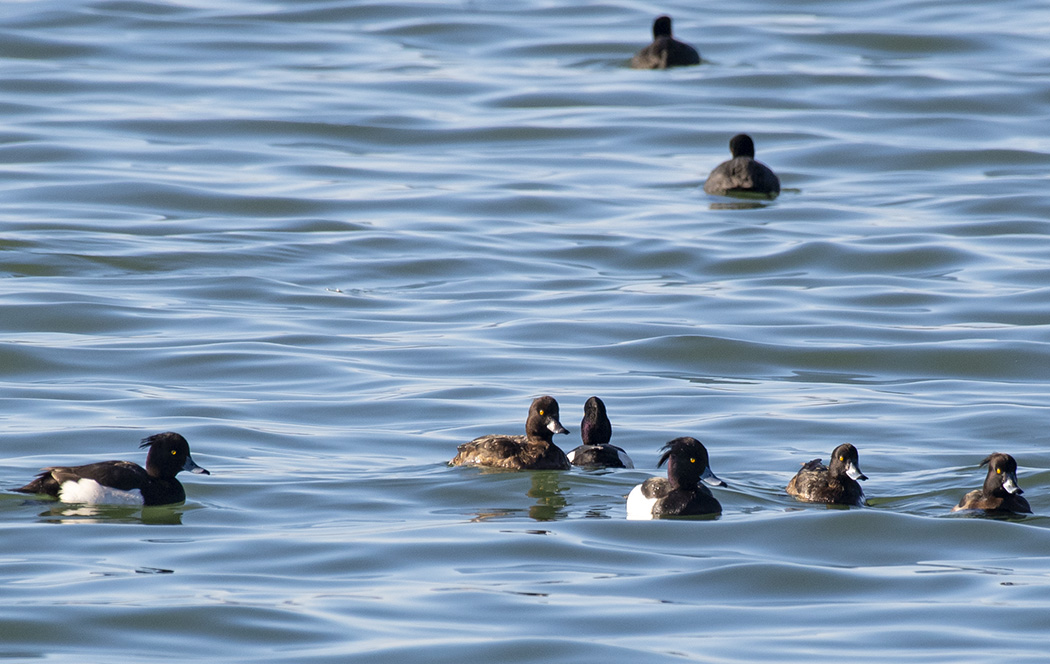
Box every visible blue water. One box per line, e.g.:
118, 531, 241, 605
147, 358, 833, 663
2, 0, 1050, 661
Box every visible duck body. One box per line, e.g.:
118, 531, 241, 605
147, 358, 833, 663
14, 432, 210, 506
786, 443, 867, 506
626, 437, 725, 519
450, 395, 571, 470
953, 452, 1032, 514
631, 15, 700, 69
568, 444, 633, 469
567, 396, 634, 469
703, 134, 780, 199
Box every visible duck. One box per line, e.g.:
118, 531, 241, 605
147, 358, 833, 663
703, 134, 781, 199
566, 396, 634, 469
630, 15, 700, 70
786, 443, 867, 506
13, 432, 210, 506
626, 437, 726, 519
449, 395, 571, 470
952, 452, 1032, 514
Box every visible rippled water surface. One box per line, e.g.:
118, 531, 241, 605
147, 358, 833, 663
3, 0, 1050, 661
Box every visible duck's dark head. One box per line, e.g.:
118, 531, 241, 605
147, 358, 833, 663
828, 443, 866, 481
729, 134, 756, 159
526, 395, 569, 441
981, 452, 1022, 495
580, 396, 612, 446
657, 437, 726, 490
141, 432, 210, 478
653, 15, 673, 38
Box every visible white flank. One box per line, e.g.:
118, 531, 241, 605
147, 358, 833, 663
626, 483, 655, 520
566, 448, 578, 464
58, 479, 144, 506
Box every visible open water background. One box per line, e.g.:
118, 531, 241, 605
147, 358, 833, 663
2, 0, 1050, 661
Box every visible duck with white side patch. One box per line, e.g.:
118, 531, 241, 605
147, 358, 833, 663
14, 432, 210, 506
626, 437, 726, 519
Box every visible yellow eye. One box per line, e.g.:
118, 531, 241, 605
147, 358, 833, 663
171, 450, 177, 456
538, 410, 545, 416
689, 457, 696, 464
996, 468, 1002, 474
839, 456, 845, 462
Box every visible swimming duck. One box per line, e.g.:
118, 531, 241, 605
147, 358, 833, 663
786, 443, 867, 506
703, 134, 781, 199
449, 395, 571, 470
952, 452, 1031, 514
566, 396, 634, 469
14, 432, 210, 506
626, 437, 725, 519
630, 15, 700, 70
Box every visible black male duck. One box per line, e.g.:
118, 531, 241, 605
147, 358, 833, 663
566, 396, 634, 469
626, 437, 725, 519
14, 432, 210, 506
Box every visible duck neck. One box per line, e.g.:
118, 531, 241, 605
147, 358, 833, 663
525, 421, 554, 443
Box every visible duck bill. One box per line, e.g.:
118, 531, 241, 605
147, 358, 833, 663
547, 419, 569, 435
1003, 473, 1023, 495
183, 455, 211, 475
700, 465, 727, 488
846, 461, 867, 481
